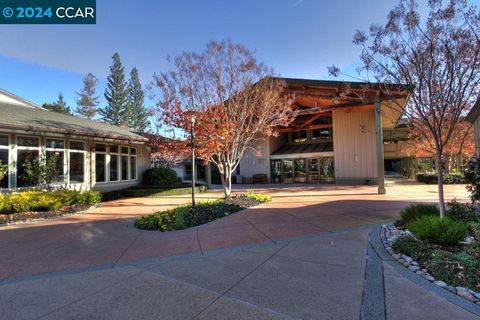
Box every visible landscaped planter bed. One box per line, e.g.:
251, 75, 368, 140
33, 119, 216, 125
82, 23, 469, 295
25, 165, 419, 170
381, 202, 480, 305
0, 190, 101, 225
0, 204, 99, 225
135, 191, 272, 231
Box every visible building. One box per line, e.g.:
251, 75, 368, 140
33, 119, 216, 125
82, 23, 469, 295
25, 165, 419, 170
0, 88, 150, 192
467, 99, 480, 156
176, 78, 412, 194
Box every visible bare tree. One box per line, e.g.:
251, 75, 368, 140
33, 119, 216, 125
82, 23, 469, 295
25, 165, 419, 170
150, 40, 295, 198
345, 0, 480, 217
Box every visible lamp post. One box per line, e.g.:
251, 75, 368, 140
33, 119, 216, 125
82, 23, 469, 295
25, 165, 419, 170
190, 114, 196, 207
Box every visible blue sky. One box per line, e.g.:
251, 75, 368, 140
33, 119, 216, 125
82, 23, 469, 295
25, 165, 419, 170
0, 0, 476, 111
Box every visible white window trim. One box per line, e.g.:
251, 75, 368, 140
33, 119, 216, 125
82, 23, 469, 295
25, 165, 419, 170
130, 147, 138, 181
121, 146, 130, 181
68, 140, 86, 185
108, 145, 120, 182
0, 133, 10, 189
94, 143, 108, 184
45, 137, 67, 186
16, 135, 41, 188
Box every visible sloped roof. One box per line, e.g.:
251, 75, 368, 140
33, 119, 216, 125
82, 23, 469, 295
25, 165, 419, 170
272, 142, 333, 155
0, 89, 147, 142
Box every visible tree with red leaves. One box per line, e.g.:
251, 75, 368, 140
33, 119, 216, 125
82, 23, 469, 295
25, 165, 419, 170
150, 40, 295, 198
349, 0, 480, 218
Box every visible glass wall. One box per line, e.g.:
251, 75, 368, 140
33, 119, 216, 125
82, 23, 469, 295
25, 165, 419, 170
270, 156, 334, 184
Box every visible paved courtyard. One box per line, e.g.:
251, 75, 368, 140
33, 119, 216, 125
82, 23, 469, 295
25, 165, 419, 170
1, 181, 478, 319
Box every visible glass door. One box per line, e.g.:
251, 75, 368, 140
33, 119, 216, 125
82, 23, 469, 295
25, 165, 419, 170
319, 157, 335, 183
282, 159, 293, 183
307, 158, 319, 183
270, 160, 282, 183
294, 159, 306, 183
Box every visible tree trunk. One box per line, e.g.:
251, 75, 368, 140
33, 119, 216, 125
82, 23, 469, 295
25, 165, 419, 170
221, 171, 232, 199
218, 163, 232, 199
435, 153, 446, 219
456, 154, 463, 171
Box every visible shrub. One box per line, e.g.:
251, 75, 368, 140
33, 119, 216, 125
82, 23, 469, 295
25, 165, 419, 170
465, 157, 480, 203
395, 204, 439, 228
78, 191, 102, 205
100, 189, 128, 201
392, 236, 432, 262
135, 207, 186, 231
426, 251, 480, 290
409, 216, 469, 245
446, 200, 479, 223
0, 190, 101, 214
469, 222, 480, 240
416, 172, 466, 184
143, 167, 181, 186
466, 241, 480, 259
184, 200, 242, 227
135, 200, 243, 231
236, 190, 272, 203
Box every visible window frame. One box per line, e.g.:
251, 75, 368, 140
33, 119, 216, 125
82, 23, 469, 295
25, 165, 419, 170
68, 140, 86, 185
94, 143, 108, 184
129, 147, 137, 181
45, 137, 66, 185
16, 135, 41, 188
0, 133, 10, 189
109, 144, 120, 182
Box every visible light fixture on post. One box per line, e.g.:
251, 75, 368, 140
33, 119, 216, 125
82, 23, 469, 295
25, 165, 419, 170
190, 114, 196, 207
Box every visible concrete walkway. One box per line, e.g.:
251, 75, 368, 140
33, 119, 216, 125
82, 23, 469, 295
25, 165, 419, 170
0, 182, 478, 319
0, 182, 468, 280
2, 227, 479, 319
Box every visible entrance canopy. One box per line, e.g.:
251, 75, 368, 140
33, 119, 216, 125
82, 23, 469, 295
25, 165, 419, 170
277, 78, 412, 131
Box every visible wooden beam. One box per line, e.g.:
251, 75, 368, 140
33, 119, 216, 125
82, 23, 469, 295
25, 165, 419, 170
278, 123, 332, 133
295, 101, 369, 115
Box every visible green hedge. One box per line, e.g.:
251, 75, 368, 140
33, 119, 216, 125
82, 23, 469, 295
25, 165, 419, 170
142, 167, 181, 186
416, 172, 466, 184
395, 204, 439, 228
408, 215, 468, 245
0, 190, 101, 214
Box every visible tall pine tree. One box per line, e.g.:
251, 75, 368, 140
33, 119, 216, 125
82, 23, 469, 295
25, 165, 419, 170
42, 92, 72, 115
126, 68, 149, 132
76, 73, 100, 119
100, 53, 128, 126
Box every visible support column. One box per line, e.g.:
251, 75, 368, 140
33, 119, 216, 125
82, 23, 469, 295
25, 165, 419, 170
206, 162, 212, 189
374, 96, 386, 194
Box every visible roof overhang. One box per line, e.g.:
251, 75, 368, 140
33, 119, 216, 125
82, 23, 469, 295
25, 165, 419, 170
278, 78, 412, 130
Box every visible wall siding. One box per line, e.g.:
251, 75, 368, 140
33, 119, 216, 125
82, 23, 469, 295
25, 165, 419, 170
333, 108, 378, 181
239, 136, 270, 180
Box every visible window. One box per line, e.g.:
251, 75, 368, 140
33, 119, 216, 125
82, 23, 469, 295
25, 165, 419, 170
16, 136, 40, 187
109, 145, 119, 182
130, 148, 137, 180
46, 139, 65, 184
69, 141, 85, 184
312, 128, 331, 141
292, 130, 307, 143
121, 147, 129, 180
17, 136, 39, 147
95, 144, 106, 183
0, 134, 9, 188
